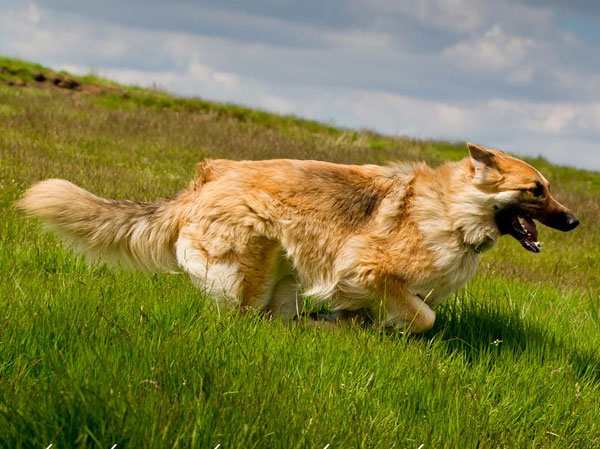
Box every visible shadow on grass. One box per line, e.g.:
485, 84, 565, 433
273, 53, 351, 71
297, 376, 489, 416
424, 294, 600, 383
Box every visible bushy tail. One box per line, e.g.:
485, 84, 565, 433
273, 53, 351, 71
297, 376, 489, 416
17, 179, 183, 271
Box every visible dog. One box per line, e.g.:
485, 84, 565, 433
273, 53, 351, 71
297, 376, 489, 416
18, 143, 579, 332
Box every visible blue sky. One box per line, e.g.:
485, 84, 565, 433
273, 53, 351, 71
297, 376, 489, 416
1, 1, 599, 169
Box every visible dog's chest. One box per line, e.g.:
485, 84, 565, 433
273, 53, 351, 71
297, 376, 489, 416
413, 250, 479, 307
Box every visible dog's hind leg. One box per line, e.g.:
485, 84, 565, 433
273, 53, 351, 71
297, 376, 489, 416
236, 239, 284, 311
175, 233, 244, 307
264, 275, 303, 320
176, 229, 283, 311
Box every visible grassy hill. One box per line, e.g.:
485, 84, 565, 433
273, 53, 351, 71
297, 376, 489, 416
1, 56, 599, 448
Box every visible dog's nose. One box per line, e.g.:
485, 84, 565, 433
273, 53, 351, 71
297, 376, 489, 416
565, 214, 580, 231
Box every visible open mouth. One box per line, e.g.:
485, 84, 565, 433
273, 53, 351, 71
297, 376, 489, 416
496, 209, 542, 253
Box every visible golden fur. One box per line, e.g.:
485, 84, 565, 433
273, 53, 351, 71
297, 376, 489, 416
18, 143, 578, 332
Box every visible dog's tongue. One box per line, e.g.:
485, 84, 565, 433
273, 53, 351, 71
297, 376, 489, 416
522, 216, 538, 241
519, 216, 541, 253
520, 236, 541, 253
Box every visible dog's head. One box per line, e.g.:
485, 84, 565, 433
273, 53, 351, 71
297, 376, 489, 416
467, 142, 579, 253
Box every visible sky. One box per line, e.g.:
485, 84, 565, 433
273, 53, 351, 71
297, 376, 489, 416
1, 1, 599, 170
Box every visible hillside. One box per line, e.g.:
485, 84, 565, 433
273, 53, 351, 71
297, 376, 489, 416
1, 57, 599, 448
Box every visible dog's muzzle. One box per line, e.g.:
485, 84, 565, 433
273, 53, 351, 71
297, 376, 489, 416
495, 195, 579, 253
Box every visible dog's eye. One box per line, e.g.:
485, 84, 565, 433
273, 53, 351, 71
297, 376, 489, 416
530, 182, 545, 197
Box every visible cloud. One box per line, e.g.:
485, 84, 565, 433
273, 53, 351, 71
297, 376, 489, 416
25, 3, 41, 24
331, 89, 600, 167
394, 0, 485, 33
324, 29, 392, 50
444, 25, 535, 71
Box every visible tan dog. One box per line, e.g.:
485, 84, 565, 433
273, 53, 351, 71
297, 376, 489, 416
18, 143, 579, 332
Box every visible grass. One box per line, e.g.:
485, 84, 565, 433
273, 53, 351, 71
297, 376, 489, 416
1, 57, 599, 448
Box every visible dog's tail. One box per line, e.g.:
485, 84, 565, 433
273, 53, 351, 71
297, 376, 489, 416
17, 179, 186, 271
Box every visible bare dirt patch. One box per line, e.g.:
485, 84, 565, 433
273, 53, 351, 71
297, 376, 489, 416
1, 65, 114, 95
30, 72, 103, 94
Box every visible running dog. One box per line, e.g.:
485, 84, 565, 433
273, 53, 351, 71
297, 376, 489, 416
18, 143, 579, 332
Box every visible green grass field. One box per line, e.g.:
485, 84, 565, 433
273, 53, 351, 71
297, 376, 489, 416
1, 57, 599, 448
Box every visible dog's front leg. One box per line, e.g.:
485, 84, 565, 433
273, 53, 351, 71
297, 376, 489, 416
372, 283, 436, 334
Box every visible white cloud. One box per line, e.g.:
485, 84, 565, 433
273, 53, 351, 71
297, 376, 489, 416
61, 62, 296, 115
367, 0, 485, 33
26, 3, 41, 24
411, 0, 484, 32
509, 137, 600, 170
324, 29, 392, 50
330, 89, 600, 168
486, 99, 600, 137
446, 25, 534, 67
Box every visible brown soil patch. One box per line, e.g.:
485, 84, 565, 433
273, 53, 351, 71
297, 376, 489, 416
30, 72, 103, 94
1, 65, 119, 95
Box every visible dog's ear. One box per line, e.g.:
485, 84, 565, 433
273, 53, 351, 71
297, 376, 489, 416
467, 142, 500, 185
468, 142, 496, 168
